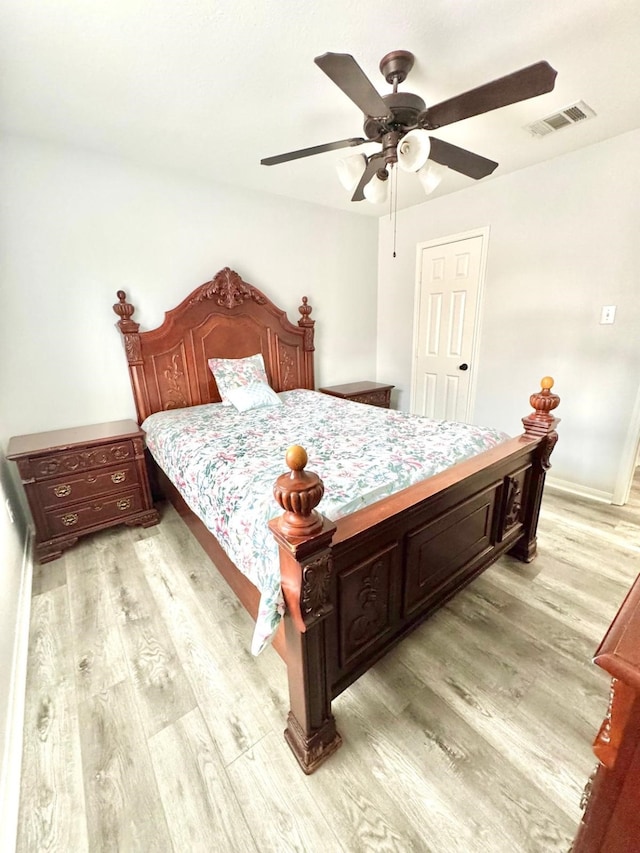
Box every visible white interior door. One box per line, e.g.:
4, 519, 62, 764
411, 230, 487, 422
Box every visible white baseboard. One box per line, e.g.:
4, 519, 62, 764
0, 529, 33, 853
545, 476, 614, 504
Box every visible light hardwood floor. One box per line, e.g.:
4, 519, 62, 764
17, 476, 640, 852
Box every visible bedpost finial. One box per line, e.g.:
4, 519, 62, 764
522, 375, 560, 440
298, 296, 314, 328
286, 444, 308, 471
273, 445, 324, 538
530, 376, 560, 418
298, 296, 312, 321
113, 290, 139, 333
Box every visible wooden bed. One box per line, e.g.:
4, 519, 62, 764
113, 266, 560, 774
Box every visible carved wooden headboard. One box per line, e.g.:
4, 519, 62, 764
113, 267, 315, 423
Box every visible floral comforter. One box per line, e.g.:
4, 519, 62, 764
142, 389, 508, 654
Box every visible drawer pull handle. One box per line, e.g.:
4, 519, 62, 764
54, 484, 72, 498
111, 471, 126, 484
116, 498, 131, 511
61, 513, 78, 526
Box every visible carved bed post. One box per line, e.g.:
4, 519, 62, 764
113, 291, 151, 423
268, 445, 342, 773
509, 376, 561, 562
297, 296, 316, 390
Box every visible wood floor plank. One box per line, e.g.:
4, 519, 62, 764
77, 679, 172, 852
148, 708, 258, 852
536, 523, 640, 589
227, 731, 355, 853
342, 645, 429, 718
463, 572, 602, 667
102, 534, 197, 738
541, 500, 640, 553
334, 685, 501, 853
507, 538, 636, 615
31, 554, 67, 597
477, 560, 617, 644
398, 684, 577, 851
17, 587, 88, 853
152, 507, 296, 733
218, 625, 291, 737
159, 507, 254, 644
393, 607, 597, 820
157, 507, 295, 731
446, 582, 609, 736
133, 532, 273, 766
65, 540, 129, 703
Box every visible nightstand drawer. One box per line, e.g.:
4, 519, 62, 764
44, 488, 143, 538
319, 382, 394, 409
348, 390, 392, 407
40, 461, 139, 508
28, 440, 135, 481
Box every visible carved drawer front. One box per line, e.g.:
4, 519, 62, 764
40, 462, 138, 508
403, 485, 498, 618
350, 391, 391, 407
44, 488, 142, 538
31, 440, 135, 480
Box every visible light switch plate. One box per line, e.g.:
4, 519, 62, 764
600, 305, 616, 324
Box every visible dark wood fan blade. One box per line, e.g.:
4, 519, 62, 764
428, 137, 498, 179
351, 153, 386, 201
419, 61, 558, 129
261, 137, 366, 166
315, 52, 393, 120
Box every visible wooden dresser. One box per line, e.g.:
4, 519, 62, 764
7, 419, 160, 563
572, 573, 640, 852
319, 381, 394, 408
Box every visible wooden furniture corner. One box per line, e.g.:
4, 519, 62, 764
7, 420, 160, 563
572, 572, 640, 852
319, 381, 394, 408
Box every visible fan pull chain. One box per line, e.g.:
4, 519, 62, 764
392, 164, 399, 258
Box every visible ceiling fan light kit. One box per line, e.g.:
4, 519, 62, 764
397, 129, 432, 173
260, 50, 557, 205
336, 154, 367, 191
363, 170, 389, 204
417, 161, 448, 195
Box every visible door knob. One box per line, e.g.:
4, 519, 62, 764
458, 363, 469, 371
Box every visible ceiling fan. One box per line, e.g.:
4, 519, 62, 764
261, 51, 557, 202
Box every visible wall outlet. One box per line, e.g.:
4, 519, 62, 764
600, 305, 616, 324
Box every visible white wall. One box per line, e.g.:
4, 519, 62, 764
377, 129, 640, 499
0, 134, 379, 449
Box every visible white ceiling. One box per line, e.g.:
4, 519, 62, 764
2, 0, 639, 216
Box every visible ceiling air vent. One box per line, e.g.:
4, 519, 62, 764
527, 101, 596, 137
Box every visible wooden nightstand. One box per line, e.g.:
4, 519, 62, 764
7, 419, 160, 563
319, 381, 394, 409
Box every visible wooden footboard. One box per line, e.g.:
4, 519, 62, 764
269, 378, 560, 773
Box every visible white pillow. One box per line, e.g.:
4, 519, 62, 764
225, 381, 283, 413
207, 353, 270, 405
